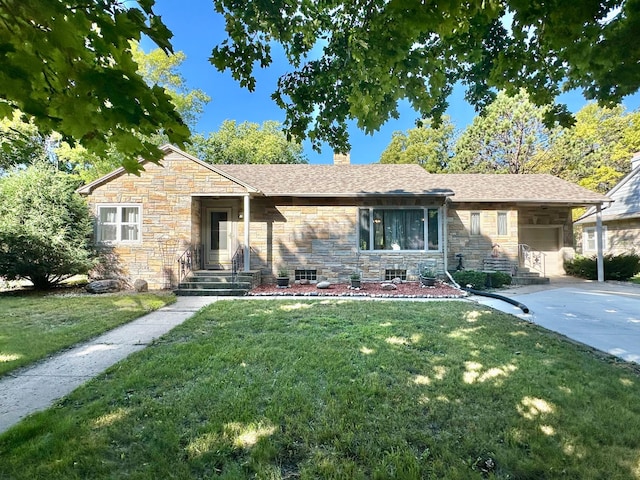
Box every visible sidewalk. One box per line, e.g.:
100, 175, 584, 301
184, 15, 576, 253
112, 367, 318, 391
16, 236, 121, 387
0, 296, 218, 435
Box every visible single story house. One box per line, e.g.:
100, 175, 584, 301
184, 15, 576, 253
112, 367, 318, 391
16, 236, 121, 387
576, 152, 640, 256
77, 145, 611, 292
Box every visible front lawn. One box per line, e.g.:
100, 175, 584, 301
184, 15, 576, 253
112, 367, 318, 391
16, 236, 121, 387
0, 292, 175, 376
1, 300, 639, 479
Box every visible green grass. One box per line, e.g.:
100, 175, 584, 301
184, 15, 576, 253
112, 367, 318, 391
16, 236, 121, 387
631, 274, 640, 285
1, 299, 639, 479
0, 291, 176, 376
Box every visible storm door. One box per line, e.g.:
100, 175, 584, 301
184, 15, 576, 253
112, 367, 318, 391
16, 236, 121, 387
205, 208, 232, 269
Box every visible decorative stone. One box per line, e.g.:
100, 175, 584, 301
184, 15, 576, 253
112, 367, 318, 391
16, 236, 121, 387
298, 279, 310, 285
391, 277, 403, 284
133, 279, 148, 292
316, 281, 331, 289
381, 283, 397, 290
86, 279, 122, 294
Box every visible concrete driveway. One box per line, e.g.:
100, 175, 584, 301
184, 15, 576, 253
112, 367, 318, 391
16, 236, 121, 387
471, 278, 640, 364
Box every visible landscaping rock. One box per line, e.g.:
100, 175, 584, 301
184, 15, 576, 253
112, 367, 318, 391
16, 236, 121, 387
133, 279, 148, 292
298, 279, 310, 285
381, 283, 397, 290
85, 279, 122, 294
391, 277, 403, 284
316, 281, 331, 289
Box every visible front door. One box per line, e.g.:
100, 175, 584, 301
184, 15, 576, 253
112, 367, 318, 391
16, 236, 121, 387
205, 208, 232, 269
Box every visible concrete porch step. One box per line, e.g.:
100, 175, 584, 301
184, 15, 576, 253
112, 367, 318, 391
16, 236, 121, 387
512, 275, 550, 285
175, 270, 258, 296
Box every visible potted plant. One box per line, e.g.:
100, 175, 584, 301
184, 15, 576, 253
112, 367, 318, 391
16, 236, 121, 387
350, 271, 361, 288
419, 267, 437, 286
276, 268, 289, 287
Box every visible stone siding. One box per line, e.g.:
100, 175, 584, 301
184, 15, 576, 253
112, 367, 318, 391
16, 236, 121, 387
447, 203, 519, 271
83, 152, 247, 289
246, 197, 445, 283
607, 220, 640, 255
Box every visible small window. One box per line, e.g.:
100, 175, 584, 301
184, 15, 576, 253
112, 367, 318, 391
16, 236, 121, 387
97, 205, 141, 243
385, 269, 406, 281
470, 212, 481, 235
497, 212, 508, 236
295, 269, 317, 281
583, 227, 607, 252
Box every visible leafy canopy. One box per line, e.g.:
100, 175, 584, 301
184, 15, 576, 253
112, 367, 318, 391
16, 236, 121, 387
189, 120, 308, 164
211, 0, 640, 152
0, 0, 190, 171
379, 117, 454, 172
451, 90, 552, 174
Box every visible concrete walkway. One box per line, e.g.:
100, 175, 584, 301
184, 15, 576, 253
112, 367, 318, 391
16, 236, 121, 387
0, 296, 218, 435
470, 277, 640, 364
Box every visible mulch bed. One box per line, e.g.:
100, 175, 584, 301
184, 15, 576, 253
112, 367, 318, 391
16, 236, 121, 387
249, 281, 467, 298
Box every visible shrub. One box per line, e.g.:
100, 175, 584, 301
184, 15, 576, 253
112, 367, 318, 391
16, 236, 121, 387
452, 269, 513, 290
490, 271, 513, 288
564, 254, 640, 281
452, 270, 488, 290
0, 164, 96, 289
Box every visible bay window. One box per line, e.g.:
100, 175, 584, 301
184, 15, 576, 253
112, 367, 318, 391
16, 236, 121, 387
358, 208, 440, 251
97, 205, 141, 243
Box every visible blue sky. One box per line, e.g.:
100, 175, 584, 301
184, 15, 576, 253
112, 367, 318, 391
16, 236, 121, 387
146, 0, 640, 165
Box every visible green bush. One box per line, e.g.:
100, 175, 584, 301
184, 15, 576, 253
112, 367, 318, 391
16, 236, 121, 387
491, 271, 513, 288
564, 254, 640, 280
452, 269, 513, 290
0, 164, 96, 289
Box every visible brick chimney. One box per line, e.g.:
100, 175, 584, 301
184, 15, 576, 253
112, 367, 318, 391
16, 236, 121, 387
632, 151, 640, 171
333, 152, 350, 165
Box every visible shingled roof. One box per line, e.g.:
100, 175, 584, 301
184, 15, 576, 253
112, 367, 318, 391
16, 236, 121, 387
427, 174, 610, 205
215, 165, 608, 205
215, 164, 454, 197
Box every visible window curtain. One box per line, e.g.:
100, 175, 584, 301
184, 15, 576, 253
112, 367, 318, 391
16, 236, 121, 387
375, 210, 424, 250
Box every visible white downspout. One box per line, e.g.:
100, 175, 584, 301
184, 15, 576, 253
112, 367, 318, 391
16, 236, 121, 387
243, 194, 250, 272
595, 204, 604, 282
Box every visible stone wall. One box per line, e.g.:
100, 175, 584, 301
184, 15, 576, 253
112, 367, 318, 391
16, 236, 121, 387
246, 197, 446, 283
83, 151, 248, 289
603, 219, 640, 255
446, 203, 519, 271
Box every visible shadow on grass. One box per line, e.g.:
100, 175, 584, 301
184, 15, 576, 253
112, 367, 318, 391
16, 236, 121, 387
1, 300, 639, 479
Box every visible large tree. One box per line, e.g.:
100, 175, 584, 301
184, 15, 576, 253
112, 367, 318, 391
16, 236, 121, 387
450, 90, 553, 173
379, 117, 454, 172
211, 0, 640, 152
0, 111, 47, 172
0, 0, 189, 171
189, 120, 308, 164
533, 103, 640, 193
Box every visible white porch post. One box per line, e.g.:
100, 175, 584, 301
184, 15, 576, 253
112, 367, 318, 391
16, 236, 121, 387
442, 202, 448, 273
595, 204, 604, 282
243, 194, 250, 272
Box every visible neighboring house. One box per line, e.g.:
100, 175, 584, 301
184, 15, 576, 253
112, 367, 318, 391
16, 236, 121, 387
77, 145, 610, 290
576, 152, 640, 256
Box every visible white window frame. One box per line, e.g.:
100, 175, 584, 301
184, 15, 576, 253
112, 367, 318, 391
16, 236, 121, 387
582, 226, 607, 253
470, 212, 481, 235
96, 204, 142, 244
497, 211, 508, 236
357, 207, 442, 252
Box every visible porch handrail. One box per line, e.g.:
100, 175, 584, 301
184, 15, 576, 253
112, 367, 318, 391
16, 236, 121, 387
231, 244, 244, 282
177, 245, 202, 284
518, 243, 546, 277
